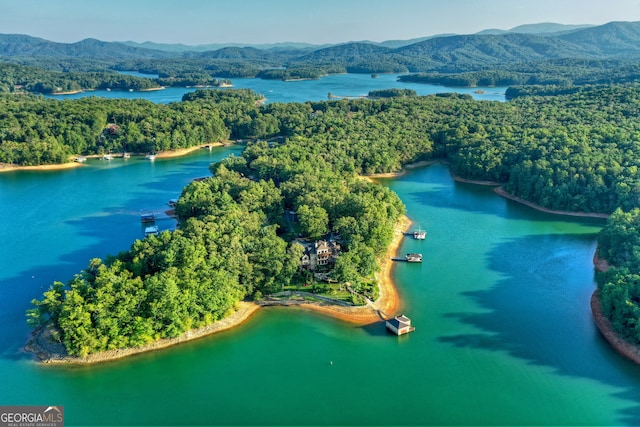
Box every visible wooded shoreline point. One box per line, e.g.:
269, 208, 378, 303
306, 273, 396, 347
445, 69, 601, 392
24, 157, 615, 365
25, 214, 411, 365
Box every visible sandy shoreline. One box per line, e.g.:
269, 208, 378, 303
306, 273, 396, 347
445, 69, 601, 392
0, 162, 83, 173
0, 144, 226, 174
284, 214, 411, 324
27, 214, 412, 365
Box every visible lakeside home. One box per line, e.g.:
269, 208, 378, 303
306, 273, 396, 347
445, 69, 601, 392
298, 238, 341, 270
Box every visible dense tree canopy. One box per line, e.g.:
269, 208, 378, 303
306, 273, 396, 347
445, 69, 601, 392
597, 209, 640, 344
22, 82, 640, 355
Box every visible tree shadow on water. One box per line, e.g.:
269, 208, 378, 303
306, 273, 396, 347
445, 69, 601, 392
438, 233, 640, 425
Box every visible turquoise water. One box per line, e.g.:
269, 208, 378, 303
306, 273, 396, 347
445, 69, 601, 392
2, 151, 640, 426
46, 73, 507, 104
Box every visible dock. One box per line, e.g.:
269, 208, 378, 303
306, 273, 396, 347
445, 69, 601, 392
140, 213, 156, 223
144, 225, 159, 236
406, 253, 423, 263
386, 315, 415, 335
391, 253, 423, 263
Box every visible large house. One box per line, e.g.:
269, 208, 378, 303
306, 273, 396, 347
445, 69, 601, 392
298, 239, 341, 271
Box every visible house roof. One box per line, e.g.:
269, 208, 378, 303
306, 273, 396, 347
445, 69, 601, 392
396, 315, 411, 324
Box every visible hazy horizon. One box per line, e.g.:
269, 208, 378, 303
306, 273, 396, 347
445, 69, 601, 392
0, 0, 639, 45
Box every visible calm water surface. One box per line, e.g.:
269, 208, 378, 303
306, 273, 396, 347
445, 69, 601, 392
1, 150, 640, 426
47, 73, 507, 104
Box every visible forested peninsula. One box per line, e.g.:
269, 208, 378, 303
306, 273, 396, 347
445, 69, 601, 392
15, 82, 640, 361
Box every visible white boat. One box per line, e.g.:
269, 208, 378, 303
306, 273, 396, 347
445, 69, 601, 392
406, 253, 423, 263
123, 152, 130, 159
413, 228, 427, 240
145, 153, 156, 161
102, 153, 113, 160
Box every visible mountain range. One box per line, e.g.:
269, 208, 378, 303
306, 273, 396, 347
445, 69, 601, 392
1, 21, 639, 73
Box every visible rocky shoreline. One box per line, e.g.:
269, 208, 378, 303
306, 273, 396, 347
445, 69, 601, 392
591, 291, 640, 365
590, 251, 640, 365
26, 302, 261, 365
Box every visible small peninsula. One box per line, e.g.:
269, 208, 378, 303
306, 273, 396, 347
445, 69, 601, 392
20, 83, 640, 365
27, 214, 411, 365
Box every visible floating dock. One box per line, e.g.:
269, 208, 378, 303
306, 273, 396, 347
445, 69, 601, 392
140, 213, 156, 223
406, 253, 423, 263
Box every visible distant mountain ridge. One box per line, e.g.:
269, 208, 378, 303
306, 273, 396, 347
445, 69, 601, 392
0, 34, 172, 59
119, 23, 597, 51
476, 22, 595, 35
2, 21, 640, 74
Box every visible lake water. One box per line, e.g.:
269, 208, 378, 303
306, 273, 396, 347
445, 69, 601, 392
2, 148, 640, 426
46, 73, 507, 104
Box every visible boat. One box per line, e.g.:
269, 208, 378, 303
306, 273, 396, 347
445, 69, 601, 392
168, 199, 178, 207
144, 225, 159, 236
102, 153, 113, 160
123, 152, 130, 159
140, 212, 155, 223
406, 253, 423, 263
413, 228, 427, 240
145, 153, 156, 161
74, 156, 87, 163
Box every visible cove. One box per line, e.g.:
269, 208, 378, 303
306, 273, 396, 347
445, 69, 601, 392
2, 150, 640, 425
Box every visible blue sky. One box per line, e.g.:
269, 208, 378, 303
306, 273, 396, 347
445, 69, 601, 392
1, 0, 640, 45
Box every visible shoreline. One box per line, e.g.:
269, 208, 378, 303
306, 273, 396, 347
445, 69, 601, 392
493, 187, 610, 219
27, 214, 411, 365
26, 301, 260, 365
0, 143, 227, 173
362, 160, 436, 179
367, 158, 610, 219
590, 251, 640, 365
0, 161, 83, 173
282, 214, 411, 324
591, 291, 640, 365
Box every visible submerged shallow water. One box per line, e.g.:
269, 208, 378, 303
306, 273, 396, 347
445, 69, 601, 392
2, 150, 640, 426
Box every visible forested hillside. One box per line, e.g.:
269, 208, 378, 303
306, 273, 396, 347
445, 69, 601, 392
3, 21, 640, 89
5, 84, 640, 213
